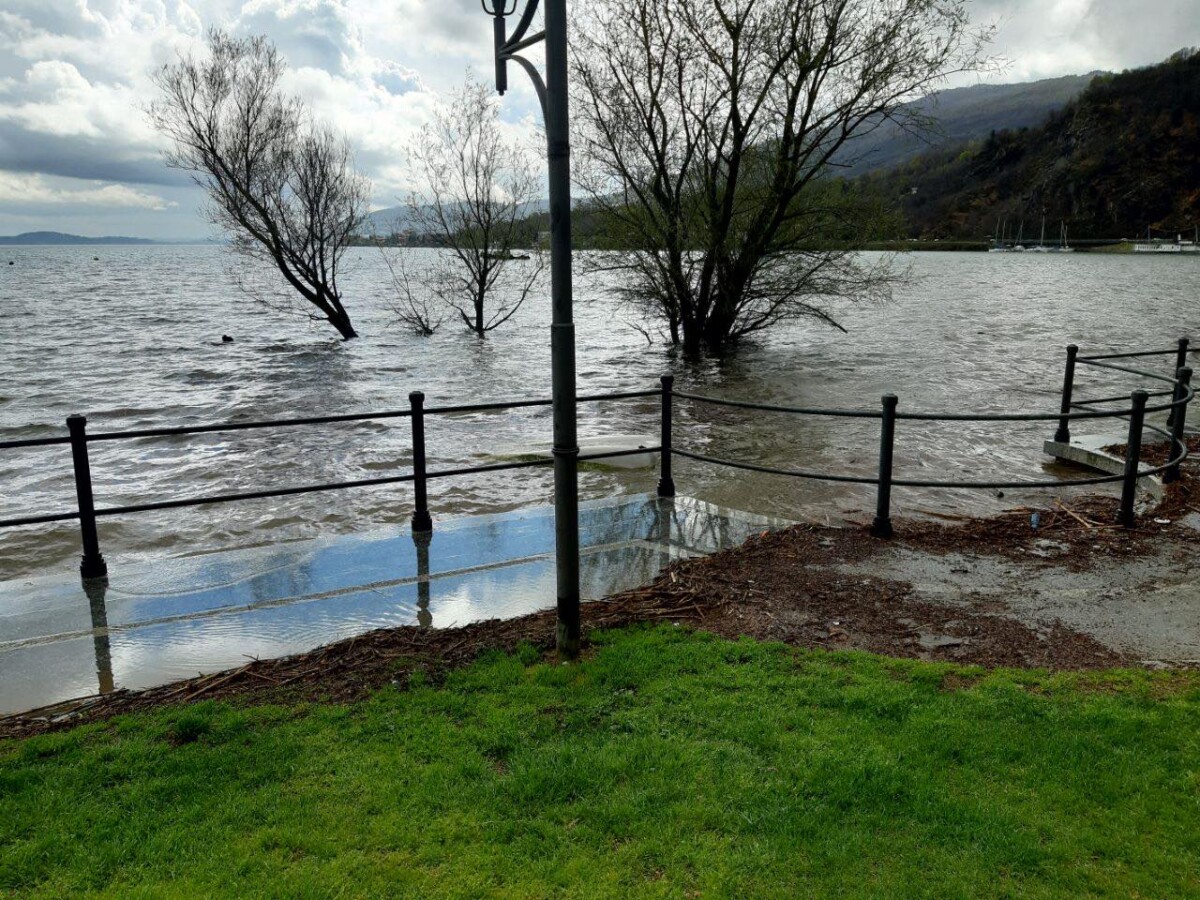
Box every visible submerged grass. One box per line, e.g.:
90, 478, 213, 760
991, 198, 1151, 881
2, 626, 1199, 897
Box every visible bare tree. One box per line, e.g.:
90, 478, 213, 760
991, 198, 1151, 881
378, 241, 446, 336
151, 30, 369, 340
572, 0, 990, 354
392, 76, 544, 336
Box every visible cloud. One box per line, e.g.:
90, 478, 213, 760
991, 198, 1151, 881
1, 60, 150, 140
0, 56, 181, 190
0, 0, 548, 237
0, 172, 177, 209
373, 60, 423, 96
2, 0, 1196, 238
235, 0, 361, 75
968, 0, 1200, 83
0, 0, 205, 82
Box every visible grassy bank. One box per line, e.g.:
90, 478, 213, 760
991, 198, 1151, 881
3, 626, 1199, 897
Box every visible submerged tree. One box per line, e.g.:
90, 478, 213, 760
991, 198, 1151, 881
378, 242, 446, 336
151, 30, 369, 340
387, 76, 544, 336
572, 0, 989, 353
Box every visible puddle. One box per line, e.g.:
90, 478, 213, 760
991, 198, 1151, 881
0, 495, 788, 715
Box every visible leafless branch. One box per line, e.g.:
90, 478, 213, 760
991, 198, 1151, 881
571, 0, 991, 353
395, 75, 545, 336
150, 29, 370, 340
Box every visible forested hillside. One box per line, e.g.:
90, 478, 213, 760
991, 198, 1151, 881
859, 50, 1200, 240
836, 73, 1093, 177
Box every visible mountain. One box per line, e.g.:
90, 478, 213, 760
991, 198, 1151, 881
0, 231, 158, 245
361, 200, 550, 238
362, 205, 417, 235
835, 74, 1096, 177
857, 50, 1200, 240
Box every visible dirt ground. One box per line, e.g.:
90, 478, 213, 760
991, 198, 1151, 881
4, 438, 1199, 742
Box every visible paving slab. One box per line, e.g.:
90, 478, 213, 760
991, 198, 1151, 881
1043, 429, 1169, 497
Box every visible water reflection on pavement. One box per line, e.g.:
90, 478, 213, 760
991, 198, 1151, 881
0, 495, 787, 716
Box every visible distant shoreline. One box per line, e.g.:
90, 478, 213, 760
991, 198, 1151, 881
861, 241, 1161, 254
4, 235, 1164, 254
0, 231, 217, 247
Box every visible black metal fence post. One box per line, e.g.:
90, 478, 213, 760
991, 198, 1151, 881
871, 394, 898, 538
67, 415, 107, 580
1054, 344, 1078, 444
1118, 390, 1149, 528
409, 392, 432, 534
657, 375, 676, 498
1168, 338, 1190, 428
1166, 367, 1193, 484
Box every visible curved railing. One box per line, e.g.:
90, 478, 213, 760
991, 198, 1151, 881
0, 340, 1193, 581
674, 360, 1192, 490
668, 340, 1194, 535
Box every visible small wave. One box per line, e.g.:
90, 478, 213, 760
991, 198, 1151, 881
92, 407, 163, 419
171, 369, 232, 385
357, 458, 407, 472
0, 419, 63, 432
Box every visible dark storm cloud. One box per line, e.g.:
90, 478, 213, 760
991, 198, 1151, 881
0, 130, 186, 187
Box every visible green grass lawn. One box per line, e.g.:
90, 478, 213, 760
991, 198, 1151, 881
3, 626, 1199, 898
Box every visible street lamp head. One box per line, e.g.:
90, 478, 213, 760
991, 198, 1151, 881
481, 0, 516, 16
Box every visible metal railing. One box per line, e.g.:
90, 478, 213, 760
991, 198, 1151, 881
0, 341, 1193, 583
0, 388, 663, 580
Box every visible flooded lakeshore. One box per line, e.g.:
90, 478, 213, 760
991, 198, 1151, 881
2, 246, 1200, 580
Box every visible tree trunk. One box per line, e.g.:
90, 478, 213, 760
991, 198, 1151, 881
328, 309, 358, 340
702, 324, 731, 354
681, 321, 703, 357
675, 300, 739, 355
703, 312, 735, 352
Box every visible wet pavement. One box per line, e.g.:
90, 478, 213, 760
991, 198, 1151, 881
0, 495, 787, 715
838, 541, 1200, 666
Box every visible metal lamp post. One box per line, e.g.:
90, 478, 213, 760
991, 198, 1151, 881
482, 0, 580, 658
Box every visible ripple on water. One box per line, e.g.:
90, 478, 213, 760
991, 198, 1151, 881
4, 246, 1200, 579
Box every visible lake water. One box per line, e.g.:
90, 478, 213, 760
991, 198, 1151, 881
2, 246, 1199, 581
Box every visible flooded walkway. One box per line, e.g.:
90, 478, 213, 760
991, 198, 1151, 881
0, 495, 786, 715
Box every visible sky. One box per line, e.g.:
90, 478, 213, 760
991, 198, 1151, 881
0, 0, 1197, 240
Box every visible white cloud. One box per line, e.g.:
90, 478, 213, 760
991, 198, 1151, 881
0, 0, 1196, 238
0, 172, 177, 209
236, 0, 361, 74
0, 60, 155, 142
0, 0, 542, 219
967, 0, 1200, 84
